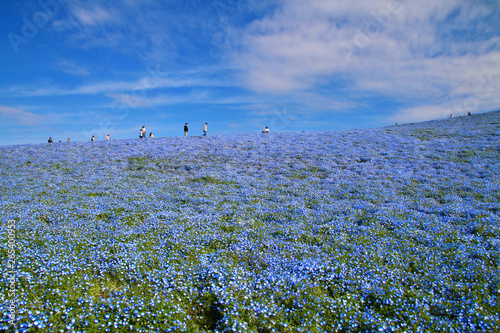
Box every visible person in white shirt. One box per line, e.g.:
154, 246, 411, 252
149, 132, 154, 138
203, 123, 208, 136
262, 126, 269, 133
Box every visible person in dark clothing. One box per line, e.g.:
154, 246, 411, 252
48, 137, 53, 143
184, 123, 189, 137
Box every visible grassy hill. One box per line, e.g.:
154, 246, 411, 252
1, 111, 499, 332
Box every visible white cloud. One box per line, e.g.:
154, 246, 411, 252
0, 106, 45, 126
69, 2, 117, 27
229, 0, 500, 122
49, 1, 130, 50
58, 60, 92, 76
106, 90, 211, 108
0, 71, 231, 98
73, 7, 112, 26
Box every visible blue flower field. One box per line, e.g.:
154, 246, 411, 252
1, 112, 500, 332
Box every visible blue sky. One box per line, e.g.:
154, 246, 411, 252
1, 0, 499, 145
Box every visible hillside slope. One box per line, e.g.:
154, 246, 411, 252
1, 111, 499, 332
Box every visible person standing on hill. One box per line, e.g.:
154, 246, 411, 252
184, 123, 189, 137
105, 134, 110, 141
203, 123, 208, 136
140, 126, 146, 139
91, 135, 95, 141
48, 137, 53, 143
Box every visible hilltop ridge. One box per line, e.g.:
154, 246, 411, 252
2, 110, 499, 149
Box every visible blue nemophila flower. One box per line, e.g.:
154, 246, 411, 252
1, 113, 500, 331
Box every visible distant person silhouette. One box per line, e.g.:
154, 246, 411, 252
262, 126, 269, 133
203, 123, 208, 136
184, 123, 189, 136
91, 135, 95, 141
48, 137, 53, 143
149, 132, 154, 138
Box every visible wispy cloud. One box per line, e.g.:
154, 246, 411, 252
231, 0, 500, 121
105, 90, 224, 108
72, 5, 114, 27
0, 106, 46, 126
50, 1, 129, 50
0, 72, 232, 98
58, 60, 92, 76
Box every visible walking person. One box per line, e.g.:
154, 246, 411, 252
203, 122, 208, 136
105, 134, 110, 141
184, 123, 189, 137
91, 135, 95, 141
140, 126, 146, 139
